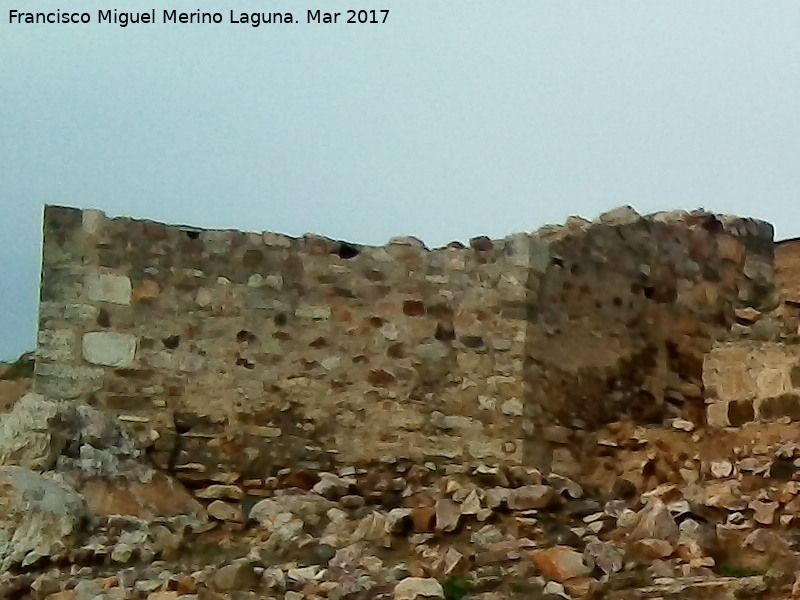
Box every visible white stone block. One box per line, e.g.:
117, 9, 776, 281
501, 398, 524, 416
598, 205, 641, 226
81, 209, 106, 235
82, 332, 137, 368
294, 304, 331, 320
85, 272, 132, 305
756, 368, 788, 397
706, 400, 730, 428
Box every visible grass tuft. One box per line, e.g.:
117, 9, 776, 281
713, 564, 761, 578
441, 575, 473, 600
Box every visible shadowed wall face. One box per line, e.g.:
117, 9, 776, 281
34, 206, 773, 479
524, 212, 774, 445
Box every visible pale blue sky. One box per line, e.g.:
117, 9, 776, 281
3, 2, 800, 359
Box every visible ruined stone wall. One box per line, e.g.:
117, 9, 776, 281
703, 342, 800, 427
776, 238, 800, 304
36, 206, 533, 479
524, 209, 774, 441
35, 205, 773, 480
699, 237, 800, 428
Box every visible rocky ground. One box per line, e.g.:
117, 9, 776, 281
0, 352, 32, 413
0, 380, 799, 600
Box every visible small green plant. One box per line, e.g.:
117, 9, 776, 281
441, 575, 473, 600
713, 564, 761, 578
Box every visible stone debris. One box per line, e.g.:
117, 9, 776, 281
0, 393, 65, 470
629, 500, 680, 543
746, 499, 776, 526
206, 500, 242, 522
0, 398, 800, 600
530, 546, 591, 582
669, 418, 695, 432
583, 539, 623, 575
2, 413, 797, 600
710, 460, 734, 479
0, 466, 88, 570
0, 425, 793, 600
507, 485, 558, 510
394, 577, 445, 599
434, 498, 461, 532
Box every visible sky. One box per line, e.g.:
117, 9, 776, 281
3, 2, 800, 360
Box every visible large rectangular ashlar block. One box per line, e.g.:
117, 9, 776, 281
82, 332, 137, 368
84, 272, 132, 305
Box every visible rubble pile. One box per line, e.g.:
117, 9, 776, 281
1, 392, 800, 599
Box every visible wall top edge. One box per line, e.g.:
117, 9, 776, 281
43, 203, 775, 253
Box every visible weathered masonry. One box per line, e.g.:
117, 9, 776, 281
34, 206, 774, 480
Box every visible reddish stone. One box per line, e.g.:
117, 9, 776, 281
242, 249, 263, 268
411, 506, 436, 532
175, 576, 197, 594
530, 546, 590, 582
281, 470, 319, 490
81, 472, 205, 520
717, 234, 745, 264
402, 491, 437, 508
334, 308, 353, 322
143, 222, 168, 240
99, 576, 119, 590
368, 369, 396, 387
402, 300, 426, 316
133, 279, 161, 300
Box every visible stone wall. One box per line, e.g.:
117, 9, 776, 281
704, 342, 800, 426
700, 237, 800, 429
35, 205, 774, 479
524, 209, 774, 439
776, 238, 800, 304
